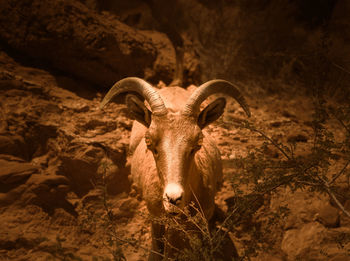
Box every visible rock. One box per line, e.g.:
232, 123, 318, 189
329, 254, 350, 261
81, 189, 103, 205
59, 143, 105, 197
21, 174, 76, 216
263, 145, 280, 158
0, 186, 27, 207
75, 119, 117, 137
97, 157, 130, 195
0, 135, 27, 159
270, 121, 283, 128
0, 158, 38, 207
282, 224, 350, 260
59, 142, 129, 197
281, 111, 296, 119
0, 0, 166, 87
24, 123, 58, 160
0, 156, 75, 215
111, 197, 139, 220
0, 113, 8, 133
270, 189, 329, 229
119, 197, 139, 212
0, 158, 37, 186
340, 200, 350, 227
252, 254, 284, 261
281, 222, 327, 260
50, 208, 77, 226
316, 203, 340, 228
287, 134, 308, 143
0, 46, 131, 202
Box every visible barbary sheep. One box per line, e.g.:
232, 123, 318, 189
100, 77, 250, 260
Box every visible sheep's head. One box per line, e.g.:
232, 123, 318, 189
144, 114, 203, 213
100, 77, 250, 214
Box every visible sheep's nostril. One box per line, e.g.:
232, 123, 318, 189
166, 194, 182, 205
164, 183, 184, 207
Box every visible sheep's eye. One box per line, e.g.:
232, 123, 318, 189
145, 136, 152, 147
198, 137, 203, 146
190, 145, 201, 155
153, 148, 158, 156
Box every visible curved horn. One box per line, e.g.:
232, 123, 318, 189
100, 77, 168, 116
182, 79, 251, 117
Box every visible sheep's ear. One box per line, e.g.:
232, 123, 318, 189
125, 94, 152, 127
198, 97, 226, 129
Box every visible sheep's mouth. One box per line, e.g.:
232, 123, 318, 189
167, 211, 180, 216
164, 202, 182, 216
164, 205, 181, 215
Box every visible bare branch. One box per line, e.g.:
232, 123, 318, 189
329, 160, 350, 185
244, 122, 291, 160
332, 61, 350, 76
327, 187, 350, 218
317, 175, 350, 218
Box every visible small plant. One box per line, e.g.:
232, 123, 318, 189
222, 94, 350, 258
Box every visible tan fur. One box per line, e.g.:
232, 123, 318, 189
128, 86, 223, 260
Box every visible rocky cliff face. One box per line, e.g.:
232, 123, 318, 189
0, 0, 200, 87
0, 0, 349, 260
0, 48, 131, 208
84, 0, 349, 95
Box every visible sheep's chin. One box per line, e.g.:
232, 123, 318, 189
163, 202, 182, 215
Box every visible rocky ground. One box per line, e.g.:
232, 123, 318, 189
1, 0, 350, 260
1, 45, 350, 260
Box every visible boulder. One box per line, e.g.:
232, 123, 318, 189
0, 156, 74, 215
0, 156, 38, 206
281, 222, 327, 260
270, 189, 329, 229
21, 173, 75, 215
58, 141, 129, 197
0, 135, 27, 159
0, 0, 168, 87
340, 200, 350, 227
317, 203, 340, 228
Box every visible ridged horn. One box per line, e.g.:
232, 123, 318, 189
182, 79, 251, 117
100, 77, 168, 116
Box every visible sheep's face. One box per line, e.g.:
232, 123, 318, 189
145, 114, 203, 214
